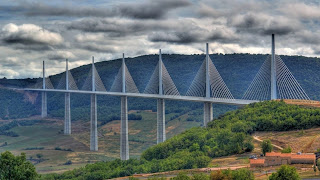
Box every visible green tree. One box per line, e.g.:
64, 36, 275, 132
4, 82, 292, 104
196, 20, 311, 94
129, 177, 139, 180
231, 168, 254, 180
192, 173, 209, 180
210, 170, 231, 180
0, 151, 38, 180
269, 165, 300, 180
261, 139, 273, 156
281, 146, 292, 153
171, 172, 191, 180
317, 159, 320, 173
313, 164, 317, 175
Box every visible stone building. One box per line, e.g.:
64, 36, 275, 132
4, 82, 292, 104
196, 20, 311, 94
250, 152, 315, 168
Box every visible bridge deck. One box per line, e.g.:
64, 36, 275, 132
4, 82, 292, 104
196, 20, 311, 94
19, 88, 258, 105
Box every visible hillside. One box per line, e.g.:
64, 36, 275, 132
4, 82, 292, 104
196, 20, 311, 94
38, 100, 320, 179
1, 53, 320, 122
0, 109, 202, 174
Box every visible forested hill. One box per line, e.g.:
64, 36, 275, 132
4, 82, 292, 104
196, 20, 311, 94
0, 53, 320, 120
41, 100, 320, 179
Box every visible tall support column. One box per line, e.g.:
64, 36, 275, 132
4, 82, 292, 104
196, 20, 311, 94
41, 60, 47, 118
203, 102, 213, 127
65, 93, 71, 134
271, 34, 277, 100
203, 43, 213, 127
90, 56, 98, 151
120, 96, 129, 160
120, 54, 129, 160
157, 49, 166, 143
41, 92, 47, 118
64, 59, 71, 135
90, 94, 98, 151
157, 98, 165, 143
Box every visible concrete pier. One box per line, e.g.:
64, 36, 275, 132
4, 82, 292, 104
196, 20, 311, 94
271, 34, 277, 100
41, 92, 47, 118
157, 49, 166, 144
203, 102, 213, 127
41, 61, 47, 118
120, 96, 129, 160
90, 57, 98, 151
90, 94, 98, 151
64, 92, 71, 134
203, 43, 213, 127
64, 59, 71, 135
157, 98, 165, 143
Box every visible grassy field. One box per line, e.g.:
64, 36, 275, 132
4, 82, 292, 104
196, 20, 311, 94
0, 110, 201, 174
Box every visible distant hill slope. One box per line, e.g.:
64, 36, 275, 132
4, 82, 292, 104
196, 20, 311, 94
40, 100, 320, 179
0, 53, 320, 121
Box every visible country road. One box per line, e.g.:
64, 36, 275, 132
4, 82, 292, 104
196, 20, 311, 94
253, 136, 283, 150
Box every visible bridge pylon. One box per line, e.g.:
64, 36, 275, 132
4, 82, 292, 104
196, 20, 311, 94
56, 58, 78, 135
204, 43, 213, 127
144, 49, 180, 144
243, 34, 309, 101
157, 49, 165, 144
90, 57, 98, 151
186, 43, 234, 127
120, 54, 129, 160
65, 59, 71, 135
41, 61, 47, 118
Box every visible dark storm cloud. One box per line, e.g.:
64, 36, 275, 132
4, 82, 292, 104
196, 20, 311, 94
67, 18, 166, 36
79, 43, 117, 53
12, 0, 191, 19
47, 51, 75, 60
148, 25, 238, 44
231, 13, 298, 36
149, 31, 200, 44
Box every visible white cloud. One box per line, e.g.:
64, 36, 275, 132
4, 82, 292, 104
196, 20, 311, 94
48, 50, 76, 60
1, 23, 63, 45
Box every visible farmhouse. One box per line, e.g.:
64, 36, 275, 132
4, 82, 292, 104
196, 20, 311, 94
250, 152, 315, 168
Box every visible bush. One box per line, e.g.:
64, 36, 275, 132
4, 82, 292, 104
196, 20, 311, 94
191, 173, 209, 180
261, 139, 273, 156
171, 172, 190, 180
210, 170, 232, 180
0, 151, 38, 180
281, 146, 292, 153
231, 168, 254, 180
64, 160, 72, 165
269, 165, 300, 180
36, 154, 43, 159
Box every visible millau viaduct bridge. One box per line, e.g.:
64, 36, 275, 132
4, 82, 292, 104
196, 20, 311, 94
16, 34, 309, 160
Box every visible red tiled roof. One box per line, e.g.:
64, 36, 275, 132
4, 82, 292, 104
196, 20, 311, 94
291, 154, 315, 160
280, 153, 292, 157
250, 159, 265, 164
266, 152, 315, 160
265, 152, 282, 157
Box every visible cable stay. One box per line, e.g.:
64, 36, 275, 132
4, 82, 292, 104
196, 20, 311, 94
56, 71, 78, 90
110, 62, 139, 93
144, 61, 180, 96
243, 55, 309, 100
81, 64, 106, 91
186, 56, 234, 99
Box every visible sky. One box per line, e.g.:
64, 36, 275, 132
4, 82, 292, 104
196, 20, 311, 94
1, 0, 320, 79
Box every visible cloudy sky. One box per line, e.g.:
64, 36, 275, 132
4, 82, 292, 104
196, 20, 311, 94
1, 0, 320, 79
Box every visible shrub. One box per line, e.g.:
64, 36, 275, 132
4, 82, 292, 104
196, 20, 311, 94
281, 146, 292, 153
269, 165, 300, 180
0, 151, 38, 180
261, 139, 273, 156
